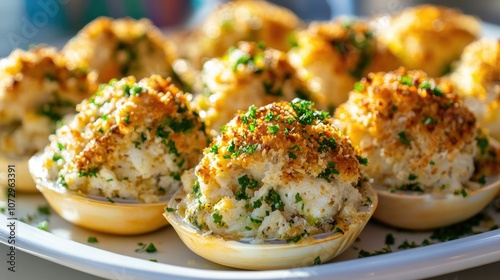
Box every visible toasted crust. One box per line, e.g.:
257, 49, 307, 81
288, 19, 400, 110
335, 68, 478, 193
181, 0, 302, 69
449, 39, 500, 140
37, 75, 209, 203
0, 47, 92, 156
63, 17, 175, 84
376, 5, 479, 77
194, 41, 309, 131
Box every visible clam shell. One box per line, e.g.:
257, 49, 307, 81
29, 153, 169, 235
164, 182, 377, 270
0, 155, 37, 192
373, 177, 500, 230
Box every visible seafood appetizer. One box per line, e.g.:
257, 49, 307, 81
29, 75, 209, 234
334, 68, 500, 230
165, 99, 377, 269
63, 17, 175, 84
0, 47, 91, 192
193, 41, 310, 131
178, 0, 301, 70
376, 5, 480, 77
288, 19, 399, 111
450, 39, 500, 141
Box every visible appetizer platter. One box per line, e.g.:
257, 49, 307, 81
1, 1, 500, 279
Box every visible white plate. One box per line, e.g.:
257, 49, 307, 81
1, 189, 500, 280
1, 20, 500, 280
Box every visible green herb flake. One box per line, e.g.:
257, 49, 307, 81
356, 155, 368, 166
210, 144, 219, 154
78, 167, 99, 178
397, 131, 411, 146
318, 162, 340, 182
253, 199, 262, 209
476, 137, 489, 155
268, 125, 279, 134
422, 117, 436, 125
165, 207, 175, 213
149, 259, 158, 262
354, 82, 364, 92
87, 236, 98, 243
106, 197, 115, 203
399, 76, 413, 86
213, 212, 225, 226
250, 216, 263, 224
295, 193, 303, 203
478, 175, 486, 185
37, 205, 51, 215
288, 151, 297, 160
408, 173, 418, 181
265, 111, 274, 121
57, 142, 64, 151
313, 256, 321, 265
265, 189, 284, 211
36, 220, 49, 231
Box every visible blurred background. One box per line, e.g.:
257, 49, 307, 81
0, 0, 499, 57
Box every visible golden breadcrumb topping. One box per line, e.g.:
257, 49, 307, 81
0, 46, 92, 156
288, 19, 399, 111
335, 68, 478, 194
194, 41, 310, 131
376, 5, 479, 77
63, 17, 175, 84
180, 0, 302, 69
37, 75, 208, 203
449, 39, 500, 140
175, 99, 373, 242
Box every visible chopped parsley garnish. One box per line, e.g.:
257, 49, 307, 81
454, 189, 468, 197
356, 155, 368, 166
253, 199, 262, 209
476, 136, 489, 155
57, 142, 64, 151
422, 117, 436, 125
212, 212, 225, 226
170, 172, 181, 181
106, 197, 115, 203
265, 111, 274, 121
392, 105, 398, 111
288, 151, 297, 160
165, 207, 174, 212
123, 112, 131, 125
318, 162, 340, 183
334, 228, 344, 234
238, 175, 259, 189
168, 118, 195, 133
268, 125, 279, 134
478, 175, 486, 185
78, 167, 99, 178
58, 175, 68, 188
408, 174, 418, 181
397, 131, 411, 146
314, 256, 321, 265
399, 75, 413, 86
87, 236, 98, 243
318, 137, 337, 153
52, 154, 63, 162
286, 232, 306, 243
291, 98, 328, 125
150, 259, 158, 262
210, 144, 219, 154
241, 105, 257, 132
397, 183, 423, 192
250, 216, 263, 224
232, 53, 251, 71
36, 220, 49, 231
419, 80, 444, 97
265, 189, 284, 211
262, 81, 282, 96
101, 114, 109, 120
37, 205, 51, 215
135, 242, 158, 253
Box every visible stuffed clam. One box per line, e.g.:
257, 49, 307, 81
165, 99, 377, 269
0, 47, 92, 192
334, 68, 500, 230
29, 75, 209, 234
